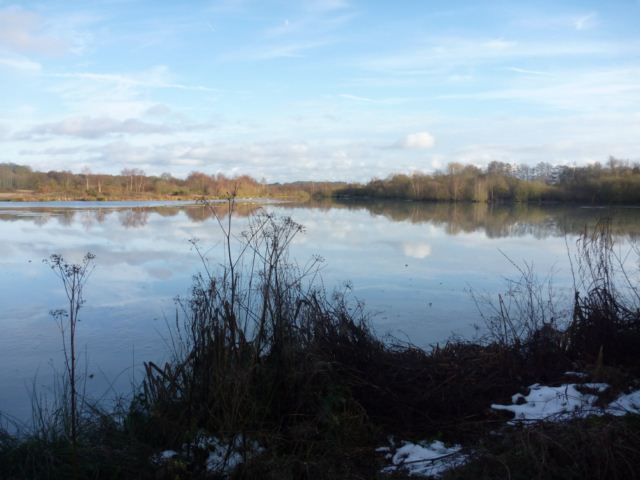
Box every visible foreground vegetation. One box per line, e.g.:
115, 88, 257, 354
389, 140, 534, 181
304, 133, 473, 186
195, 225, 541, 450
1, 204, 639, 479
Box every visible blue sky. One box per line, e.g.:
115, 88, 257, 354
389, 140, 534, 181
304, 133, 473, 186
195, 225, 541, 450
0, 0, 639, 181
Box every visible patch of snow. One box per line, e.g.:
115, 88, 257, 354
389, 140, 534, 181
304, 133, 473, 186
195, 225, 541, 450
150, 433, 264, 475
492, 383, 640, 423
381, 440, 468, 477
205, 443, 244, 473
491, 383, 608, 422
151, 449, 178, 464
608, 389, 640, 416
193, 434, 264, 474
564, 371, 588, 378
584, 383, 610, 393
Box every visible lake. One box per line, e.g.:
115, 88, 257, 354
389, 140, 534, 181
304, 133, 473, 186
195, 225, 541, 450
1, 199, 639, 424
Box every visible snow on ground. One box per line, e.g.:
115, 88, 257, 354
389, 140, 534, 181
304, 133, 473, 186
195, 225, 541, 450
150, 433, 264, 475
564, 371, 589, 378
151, 449, 178, 464
150, 385, 640, 477
492, 383, 640, 422
608, 389, 640, 416
196, 435, 264, 473
379, 440, 468, 477
492, 383, 609, 421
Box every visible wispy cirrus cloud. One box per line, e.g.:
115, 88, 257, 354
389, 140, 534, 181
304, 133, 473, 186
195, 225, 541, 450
434, 67, 640, 111
358, 37, 632, 74
19, 116, 212, 139
222, 0, 354, 62
0, 53, 41, 72
249, 39, 333, 60
338, 93, 414, 105
265, 9, 353, 38
505, 66, 553, 76
39, 66, 222, 120
47, 67, 219, 92
306, 0, 350, 12
573, 12, 598, 31
512, 10, 599, 32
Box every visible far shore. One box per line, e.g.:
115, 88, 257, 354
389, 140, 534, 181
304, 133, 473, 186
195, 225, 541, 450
0, 191, 295, 203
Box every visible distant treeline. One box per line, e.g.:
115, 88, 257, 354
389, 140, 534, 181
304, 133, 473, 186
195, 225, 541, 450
336, 157, 640, 204
0, 163, 344, 200
2, 157, 640, 203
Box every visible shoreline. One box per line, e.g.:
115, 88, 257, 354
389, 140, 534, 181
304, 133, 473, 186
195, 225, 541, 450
4, 192, 640, 209
0, 193, 296, 203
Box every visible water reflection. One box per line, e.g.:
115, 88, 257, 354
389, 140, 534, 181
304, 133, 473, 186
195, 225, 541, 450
0, 202, 263, 230
281, 199, 640, 240
2, 200, 639, 238
0, 199, 638, 424
118, 208, 150, 229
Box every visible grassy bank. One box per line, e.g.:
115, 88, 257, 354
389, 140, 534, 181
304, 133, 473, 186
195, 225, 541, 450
1, 206, 639, 479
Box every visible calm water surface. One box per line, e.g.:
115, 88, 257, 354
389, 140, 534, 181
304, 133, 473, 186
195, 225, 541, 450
1, 200, 639, 423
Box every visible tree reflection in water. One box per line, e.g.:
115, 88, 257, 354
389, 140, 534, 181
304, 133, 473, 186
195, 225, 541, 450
1, 200, 639, 242
278, 199, 640, 241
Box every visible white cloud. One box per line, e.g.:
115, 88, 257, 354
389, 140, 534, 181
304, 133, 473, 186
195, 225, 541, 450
144, 104, 173, 117
0, 6, 67, 55
14, 138, 399, 181
399, 132, 435, 149
12, 112, 640, 181
402, 242, 432, 259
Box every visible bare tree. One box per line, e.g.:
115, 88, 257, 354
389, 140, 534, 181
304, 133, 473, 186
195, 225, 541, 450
447, 162, 464, 202
121, 168, 134, 193
81, 166, 91, 192
134, 168, 146, 193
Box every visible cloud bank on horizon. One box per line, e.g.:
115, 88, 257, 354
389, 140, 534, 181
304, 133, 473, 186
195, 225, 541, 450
0, 0, 638, 181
